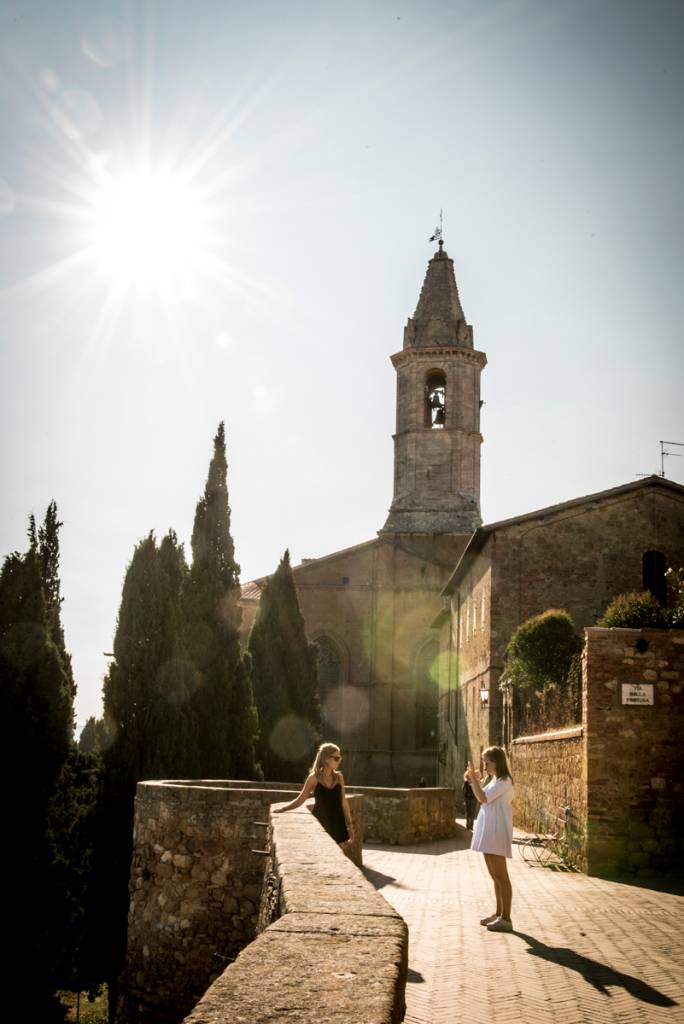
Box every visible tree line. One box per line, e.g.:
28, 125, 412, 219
1, 423, 320, 1021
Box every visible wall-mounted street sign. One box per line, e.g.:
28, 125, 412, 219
622, 682, 654, 706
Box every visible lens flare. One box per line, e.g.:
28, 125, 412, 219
322, 685, 370, 735
269, 714, 318, 763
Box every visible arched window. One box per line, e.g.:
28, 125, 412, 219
424, 371, 446, 429
313, 636, 341, 698
415, 641, 440, 749
643, 550, 667, 604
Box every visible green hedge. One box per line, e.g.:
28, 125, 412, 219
597, 591, 668, 629
597, 569, 684, 628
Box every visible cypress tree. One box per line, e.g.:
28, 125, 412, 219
47, 747, 102, 1000
101, 530, 198, 779
0, 531, 73, 1019
103, 533, 163, 781
249, 550, 321, 781
145, 531, 199, 777
78, 715, 114, 756
95, 530, 202, 1015
38, 500, 76, 734
186, 423, 258, 778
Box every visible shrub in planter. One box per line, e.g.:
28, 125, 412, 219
597, 591, 668, 629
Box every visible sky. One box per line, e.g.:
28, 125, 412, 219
1, 0, 683, 733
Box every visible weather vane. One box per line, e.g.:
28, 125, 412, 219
429, 209, 443, 244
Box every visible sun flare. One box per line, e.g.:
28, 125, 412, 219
84, 160, 210, 294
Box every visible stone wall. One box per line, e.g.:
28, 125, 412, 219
216, 779, 457, 846
183, 805, 408, 1024
510, 727, 585, 864
117, 781, 365, 1023
584, 627, 684, 876
347, 785, 458, 845
190, 779, 365, 867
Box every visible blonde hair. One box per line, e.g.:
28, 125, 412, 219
310, 742, 341, 776
482, 745, 513, 782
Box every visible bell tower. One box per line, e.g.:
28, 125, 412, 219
381, 240, 487, 534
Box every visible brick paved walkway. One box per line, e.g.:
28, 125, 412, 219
363, 828, 684, 1024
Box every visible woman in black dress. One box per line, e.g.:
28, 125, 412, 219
273, 742, 354, 847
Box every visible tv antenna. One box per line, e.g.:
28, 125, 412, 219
636, 440, 683, 479
660, 440, 683, 477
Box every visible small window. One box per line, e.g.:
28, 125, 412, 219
643, 550, 667, 604
424, 371, 446, 429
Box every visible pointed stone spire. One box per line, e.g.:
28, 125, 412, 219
403, 240, 473, 349
381, 242, 486, 535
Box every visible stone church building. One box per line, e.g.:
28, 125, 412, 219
242, 242, 684, 789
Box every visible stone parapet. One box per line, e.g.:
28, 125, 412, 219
117, 781, 365, 1023
183, 805, 408, 1024
208, 780, 458, 847
347, 785, 458, 845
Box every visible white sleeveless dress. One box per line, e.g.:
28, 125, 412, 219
470, 776, 514, 858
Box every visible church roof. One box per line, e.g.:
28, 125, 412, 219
240, 538, 379, 601
442, 475, 684, 595
240, 579, 265, 601
404, 241, 473, 349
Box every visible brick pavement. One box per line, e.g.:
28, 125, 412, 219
363, 827, 684, 1024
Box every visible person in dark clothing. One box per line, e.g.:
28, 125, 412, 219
273, 742, 354, 847
463, 775, 478, 830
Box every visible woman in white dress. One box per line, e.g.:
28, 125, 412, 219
465, 746, 514, 932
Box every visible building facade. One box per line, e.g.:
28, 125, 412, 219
436, 476, 684, 790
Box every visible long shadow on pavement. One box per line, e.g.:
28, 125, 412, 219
603, 872, 684, 898
361, 864, 415, 890
514, 932, 678, 1007
406, 968, 425, 984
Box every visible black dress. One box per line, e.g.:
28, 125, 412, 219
313, 779, 349, 843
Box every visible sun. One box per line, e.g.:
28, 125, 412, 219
83, 159, 210, 295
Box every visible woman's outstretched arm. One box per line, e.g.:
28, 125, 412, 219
272, 773, 317, 813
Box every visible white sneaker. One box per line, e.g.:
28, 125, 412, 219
479, 913, 499, 926
487, 917, 513, 932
